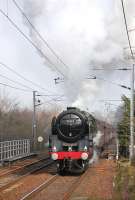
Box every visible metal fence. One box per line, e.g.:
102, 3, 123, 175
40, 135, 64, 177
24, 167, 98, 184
0, 139, 31, 163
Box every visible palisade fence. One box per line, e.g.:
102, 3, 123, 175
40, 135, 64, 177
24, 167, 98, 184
0, 139, 31, 163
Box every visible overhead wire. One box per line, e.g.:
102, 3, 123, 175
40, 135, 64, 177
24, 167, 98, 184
121, 0, 135, 59
0, 5, 68, 101
0, 61, 63, 95
87, 75, 131, 90
98, 99, 122, 102
87, 1, 134, 94
0, 62, 65, 103
38, 93, 65, 103
6, 0, 9, 16
0, 8, 66, 78
129, 28, 135, 33
89, 68, 131, 71
56, 73, 131, 90
37, 96, 58, 108
36, 92, 66, 108
0, 82, 32, 92
12, 0, 69, 72
0, 73, 34, 90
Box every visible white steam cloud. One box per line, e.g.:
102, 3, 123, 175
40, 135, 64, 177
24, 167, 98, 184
22, 0, 135, 110
89, 130, 103, 164
93, 130, 103, 146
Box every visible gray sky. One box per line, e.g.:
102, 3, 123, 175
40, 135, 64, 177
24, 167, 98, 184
0, 0, 134, 119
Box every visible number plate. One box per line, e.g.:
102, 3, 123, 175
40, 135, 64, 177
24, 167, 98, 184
63, 143, 77, 146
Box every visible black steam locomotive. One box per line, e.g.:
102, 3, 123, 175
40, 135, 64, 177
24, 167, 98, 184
49, 107, 97, 174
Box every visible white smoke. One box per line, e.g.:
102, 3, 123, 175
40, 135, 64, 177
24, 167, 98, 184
89, 130, 103, 164
89, 150, 99, 164
93, 130, 103, 146
22, 0, 135, 110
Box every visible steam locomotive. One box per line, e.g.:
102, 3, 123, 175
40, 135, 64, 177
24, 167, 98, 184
49, 107, 97, 174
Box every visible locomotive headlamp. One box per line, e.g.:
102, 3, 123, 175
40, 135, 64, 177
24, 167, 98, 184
51, 153, 58, 160
52, 146, 57, 152
68, 146, 72, 151
84, 146, 88, 151
81, 152, 88, 160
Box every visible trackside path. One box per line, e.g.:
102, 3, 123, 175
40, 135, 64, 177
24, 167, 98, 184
70, 159, 116, 200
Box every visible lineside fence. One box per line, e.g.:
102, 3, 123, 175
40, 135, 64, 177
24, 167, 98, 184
0, 139, 31, 163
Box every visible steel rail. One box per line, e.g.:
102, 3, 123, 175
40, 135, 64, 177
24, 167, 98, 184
19, 175, 58, 200
20, 169, 90, 200
63, 169, 90, 200
0, 158, 53, 192
0, 157, 50, 178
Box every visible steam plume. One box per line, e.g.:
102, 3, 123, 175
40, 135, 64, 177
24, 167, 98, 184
22, 0, 135, 110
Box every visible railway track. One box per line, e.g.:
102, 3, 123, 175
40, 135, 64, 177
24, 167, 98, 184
0, 159, 116, 200
19, 168, 90, 200
63, 170, 90, 200
19, 175, 58, 200
0, 152, 48, 176
0, 157, 53, 192
0, 157, 49, 178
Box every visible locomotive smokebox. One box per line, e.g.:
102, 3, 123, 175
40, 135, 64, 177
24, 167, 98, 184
56, 108, 85, 143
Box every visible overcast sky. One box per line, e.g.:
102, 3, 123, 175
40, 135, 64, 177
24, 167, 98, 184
0, 0, 134, 119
